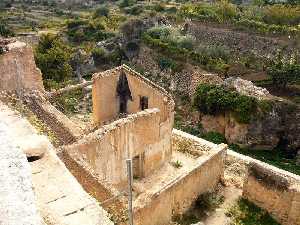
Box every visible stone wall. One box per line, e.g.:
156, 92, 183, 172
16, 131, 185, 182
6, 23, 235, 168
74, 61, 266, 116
243, 162, 300, 225
0, 40, 44, 94
63, 108, 173, 188
58, 149, 128, 224
92, 64, 174, 125
186, 22, 297, 60
25, 94, 83, 145
133, 129, 227, 225
226, 150, 300, 225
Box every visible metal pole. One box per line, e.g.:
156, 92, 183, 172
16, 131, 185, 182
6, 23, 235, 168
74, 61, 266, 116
126, 159, 134, 225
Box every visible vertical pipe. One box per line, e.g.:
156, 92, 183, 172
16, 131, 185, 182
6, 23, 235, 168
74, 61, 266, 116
126, 159, 134, 225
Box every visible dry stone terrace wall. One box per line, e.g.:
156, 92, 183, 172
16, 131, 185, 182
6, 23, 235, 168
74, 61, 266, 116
186, 22, 297, 59
63, 108, 173, 188
0, 40, 44, 93
133, 129, 227, 225
92, 64, 174, 125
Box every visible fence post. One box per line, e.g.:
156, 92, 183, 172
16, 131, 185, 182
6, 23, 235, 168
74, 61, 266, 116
126, 159, 134, 225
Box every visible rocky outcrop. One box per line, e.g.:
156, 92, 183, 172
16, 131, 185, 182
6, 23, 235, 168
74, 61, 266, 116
224, 77, 272, 100
199, 78, 300, 151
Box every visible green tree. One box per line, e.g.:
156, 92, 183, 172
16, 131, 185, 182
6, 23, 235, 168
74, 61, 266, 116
267, 53, 300, 89
0, 20, 14, 37
34, 34, 72, 87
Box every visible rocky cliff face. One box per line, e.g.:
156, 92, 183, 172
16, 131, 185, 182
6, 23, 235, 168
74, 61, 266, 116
200, 78, 300, 151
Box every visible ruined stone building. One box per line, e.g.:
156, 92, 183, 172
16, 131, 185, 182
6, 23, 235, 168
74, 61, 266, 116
0, 39, 300, 225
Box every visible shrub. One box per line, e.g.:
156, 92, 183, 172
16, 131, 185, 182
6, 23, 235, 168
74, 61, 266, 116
263, 5, 300, 26
0, 21, 14, 37
193, 84, 261, 123
123, 5, 143, 15
216, 0, 238, 22
92, 47, 108, 65
34, 34, 72, 87
201, 132, 227, 144
179, 3, 220, 22
66, 18, 113, 42
94, 5, 110, 18
267, 53, 300, 88
158, 57, 176, 71
119, 0, 136, 8
153, 3, 165, 12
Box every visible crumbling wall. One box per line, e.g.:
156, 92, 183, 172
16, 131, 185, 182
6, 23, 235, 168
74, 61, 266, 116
133, 129, 226, 225
58, 149, 127, 224
243, 162, 300, 225
0, 40, 44, 93
92, 65, 174, 125
64, 108, 172, 187
25, 94, 83, 145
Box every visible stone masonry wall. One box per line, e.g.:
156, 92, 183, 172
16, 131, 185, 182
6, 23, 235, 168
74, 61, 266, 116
0, 41, 44, 94
92, 65, 174, 125
243, 162, 300, 225
134, 129, 227, 225
64, 108, 172, 188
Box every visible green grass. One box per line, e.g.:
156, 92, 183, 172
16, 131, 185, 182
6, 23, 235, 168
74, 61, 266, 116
226, 198, 281, 225
230, 145, 300, 176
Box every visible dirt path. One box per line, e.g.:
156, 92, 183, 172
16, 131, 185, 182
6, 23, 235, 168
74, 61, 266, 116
202, 186, 242, 225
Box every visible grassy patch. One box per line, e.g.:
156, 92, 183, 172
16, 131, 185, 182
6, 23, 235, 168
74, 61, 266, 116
172, 187, 225, 225
226, 198, 281, 225
230, 144, 300, 175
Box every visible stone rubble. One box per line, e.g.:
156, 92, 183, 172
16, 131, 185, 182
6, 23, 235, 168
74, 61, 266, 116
224, 77, 272, 100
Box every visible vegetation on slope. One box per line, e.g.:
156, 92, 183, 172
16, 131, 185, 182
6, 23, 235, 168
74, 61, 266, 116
226, 198, 281, 225
34, 34, 73, 88
193, 83, 272, 123
179, 1, 300, 36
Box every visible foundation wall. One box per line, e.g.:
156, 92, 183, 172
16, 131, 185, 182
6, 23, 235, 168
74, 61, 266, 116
64, 108, 173, 187
0, 41, 44, 93
92, 65, 174, 125
134, 129, 226, 225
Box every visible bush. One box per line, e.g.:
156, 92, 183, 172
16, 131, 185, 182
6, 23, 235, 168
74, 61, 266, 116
94, 5, 110, 18
201, 132, 227, 144
123, 5, 143, 15
263, 5, 300, 26
193, 84, 262, 123
66, 18, 113, 42
153, 3, 165, 12
92, 47, 108, 65
158, 57, 177, 71
92, 47, 125, 66
267, 53, 300, 88
0, 21, 14, 37
119, 0, 136, 8
34, 34, 72, 87
216, 0, 238, 22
